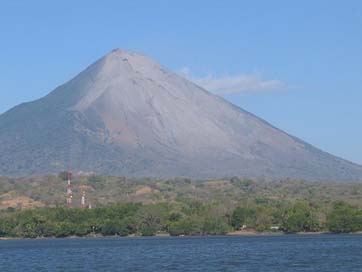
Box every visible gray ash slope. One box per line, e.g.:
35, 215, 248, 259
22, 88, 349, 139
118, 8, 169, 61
1, 49, 361, 181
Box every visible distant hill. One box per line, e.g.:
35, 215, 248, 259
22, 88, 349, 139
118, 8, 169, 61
0, 49, 361, 181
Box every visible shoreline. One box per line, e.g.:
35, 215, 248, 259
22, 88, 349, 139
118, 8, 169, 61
2, 231, 362, 240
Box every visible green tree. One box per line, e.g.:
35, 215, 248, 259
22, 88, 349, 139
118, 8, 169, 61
54, 222, 75, 237
231, 207, 255, 229
135, 204, 168, 236
282, 201, 320, 233
327, 202, 362, 233
254, 208, 274, 231
0, 217, 15, 237
202, 217, 229, 235
169, 216, 204, 236
101, 220, 130, 236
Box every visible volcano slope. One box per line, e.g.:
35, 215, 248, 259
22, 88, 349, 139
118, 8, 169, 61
0, 49, 361, 181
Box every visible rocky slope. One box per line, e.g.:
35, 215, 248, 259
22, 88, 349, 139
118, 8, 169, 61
0, 49, 361, 181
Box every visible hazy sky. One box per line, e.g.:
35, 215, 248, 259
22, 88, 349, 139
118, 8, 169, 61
1, 0, 361, 164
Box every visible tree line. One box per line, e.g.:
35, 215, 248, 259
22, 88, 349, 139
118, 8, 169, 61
1, 199, 362, 238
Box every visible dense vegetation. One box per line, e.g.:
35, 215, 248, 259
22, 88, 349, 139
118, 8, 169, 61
1, 198, 362, 238
1, 175, 362, 238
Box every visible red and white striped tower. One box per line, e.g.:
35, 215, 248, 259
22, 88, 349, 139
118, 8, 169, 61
81, 190, 86, 209
66, 172, 73, 208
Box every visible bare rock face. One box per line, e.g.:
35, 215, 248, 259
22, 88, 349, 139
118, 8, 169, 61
0, 48, 361, 181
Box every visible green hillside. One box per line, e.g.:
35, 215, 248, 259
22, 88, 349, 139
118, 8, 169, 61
1, 175, 362, 238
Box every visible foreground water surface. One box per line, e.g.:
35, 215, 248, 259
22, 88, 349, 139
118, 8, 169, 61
1, 235, 362, 271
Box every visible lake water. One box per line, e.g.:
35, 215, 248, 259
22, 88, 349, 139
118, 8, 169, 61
0, 235, 362, 271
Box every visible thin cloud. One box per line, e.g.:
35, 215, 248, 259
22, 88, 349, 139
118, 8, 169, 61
178, 67, 288, 95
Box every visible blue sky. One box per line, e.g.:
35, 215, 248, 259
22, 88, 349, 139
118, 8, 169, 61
0, 0, 361, 164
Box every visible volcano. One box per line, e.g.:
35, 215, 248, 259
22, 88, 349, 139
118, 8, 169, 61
0, 48, 361, 181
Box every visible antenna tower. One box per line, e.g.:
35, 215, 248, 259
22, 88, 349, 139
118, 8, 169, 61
66, 172, 73, 208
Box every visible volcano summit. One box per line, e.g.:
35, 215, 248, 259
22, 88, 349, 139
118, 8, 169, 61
0, 49, 361, 181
